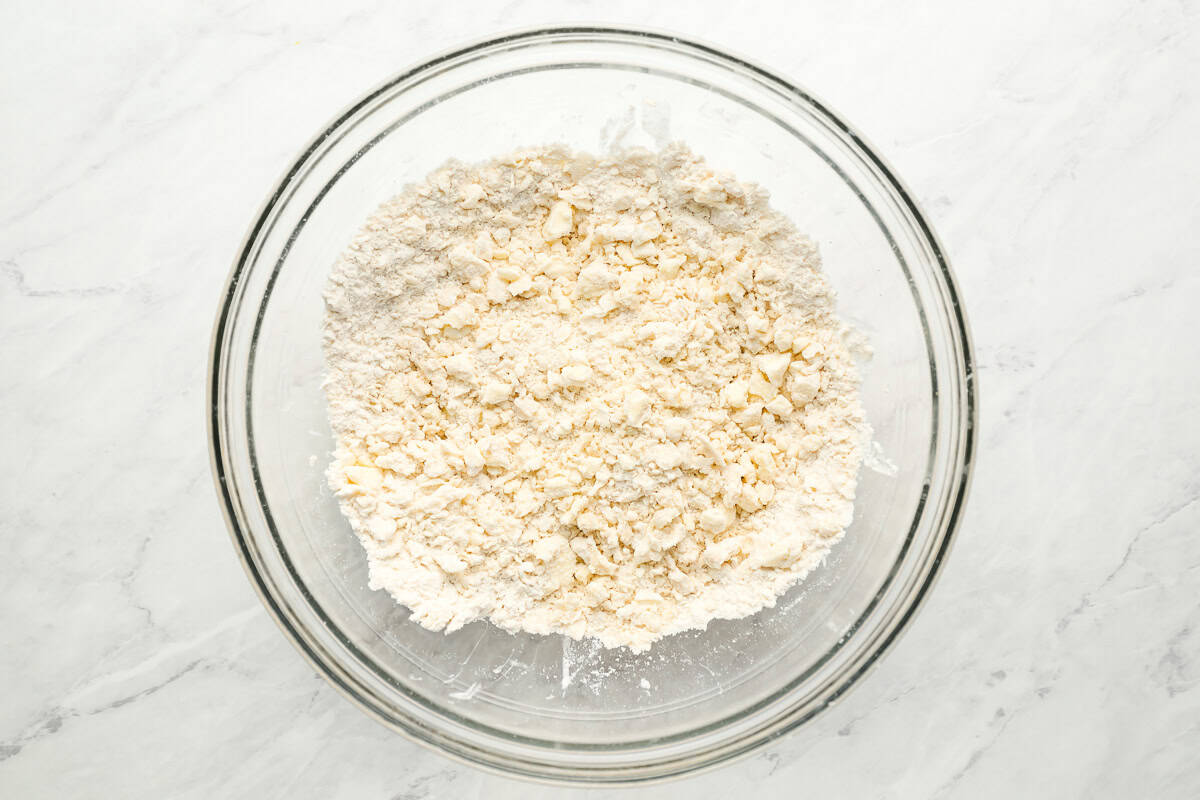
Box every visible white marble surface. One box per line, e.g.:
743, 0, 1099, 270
2, 1, 1198, 796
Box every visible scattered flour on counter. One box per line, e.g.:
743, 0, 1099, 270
323, 145, 868, 653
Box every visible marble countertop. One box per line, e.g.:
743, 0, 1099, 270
3, 1, 1198, 797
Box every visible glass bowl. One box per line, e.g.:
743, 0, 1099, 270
208, 26, 975, 784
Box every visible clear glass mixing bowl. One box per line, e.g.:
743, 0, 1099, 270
208, 26, 976, 784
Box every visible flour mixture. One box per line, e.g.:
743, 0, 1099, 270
323, 145, 868, 652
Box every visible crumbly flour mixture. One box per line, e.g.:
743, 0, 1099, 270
323, 145, 867, 652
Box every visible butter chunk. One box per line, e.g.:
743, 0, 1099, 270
345, 465, 383, 492
755, 353, 792, 385
542, 201, 574, 239
624, 390, 652, 426
789, 374, 821, 406
723, 379, 749, 408
698, 506, 732, 533
561, 363, 593, 387
480, 382, 513, 404
765, 395, 794, 417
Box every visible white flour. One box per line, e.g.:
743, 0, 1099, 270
323, 145, 867, 652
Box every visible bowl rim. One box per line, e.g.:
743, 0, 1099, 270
208, 23, 977, 785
